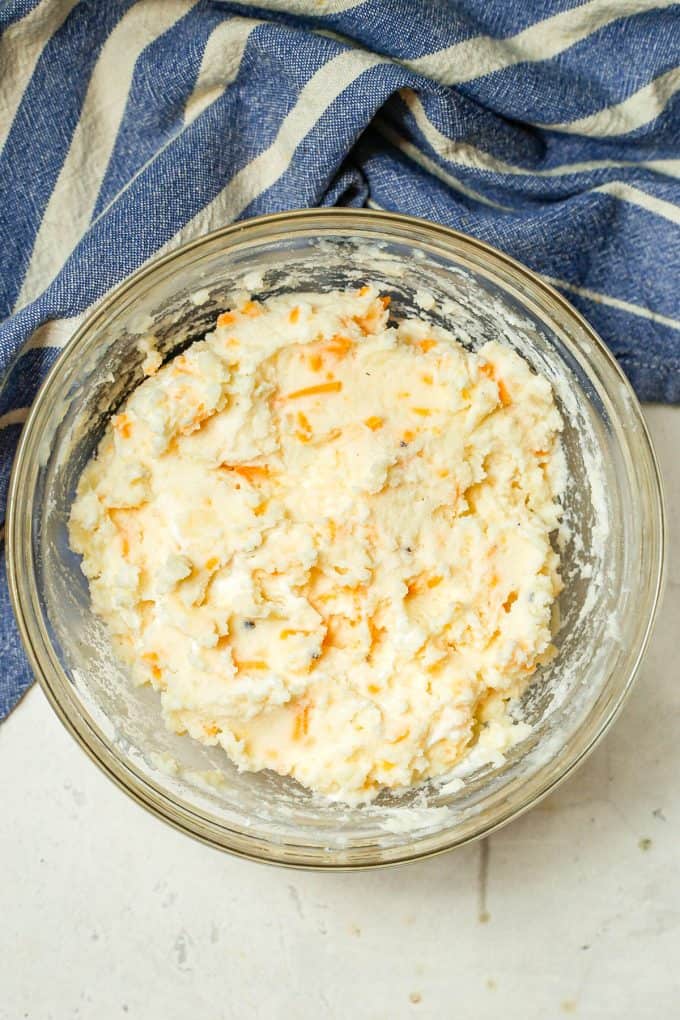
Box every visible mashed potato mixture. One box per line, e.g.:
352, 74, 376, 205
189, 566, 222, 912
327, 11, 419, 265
69, 286, 564, 803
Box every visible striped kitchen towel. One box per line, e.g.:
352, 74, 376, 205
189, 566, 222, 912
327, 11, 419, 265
0, 0, 678, 718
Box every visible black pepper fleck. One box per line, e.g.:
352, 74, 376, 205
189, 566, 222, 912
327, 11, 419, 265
311, 650, 321, 660
400, 440, 408, 448
243, 620, 256, 629
405, 546, 413, 553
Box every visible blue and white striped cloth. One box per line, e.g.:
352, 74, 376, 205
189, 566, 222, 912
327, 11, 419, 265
1, 0, 678, 718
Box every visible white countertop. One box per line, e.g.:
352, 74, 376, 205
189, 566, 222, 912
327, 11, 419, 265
1, 404, 678, 1020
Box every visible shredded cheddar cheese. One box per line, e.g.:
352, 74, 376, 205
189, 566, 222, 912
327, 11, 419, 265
283, 381, 343, 400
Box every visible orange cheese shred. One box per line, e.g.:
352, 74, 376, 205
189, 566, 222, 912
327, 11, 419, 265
324, 335, 353, 357
292, 701, 311, 740
497, 379, 512, 407
241, 300, 261, 317
221, 464, 270, 481
283, 381, 343, 400
113, 413, 133, 439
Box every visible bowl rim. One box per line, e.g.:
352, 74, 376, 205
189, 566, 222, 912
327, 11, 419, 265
6, 207, 666, 869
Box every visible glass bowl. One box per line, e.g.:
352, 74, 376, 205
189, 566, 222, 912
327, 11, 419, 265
6, 209, 665, 868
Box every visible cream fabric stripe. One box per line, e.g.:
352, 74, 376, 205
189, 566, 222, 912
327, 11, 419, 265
374, 119, 511, 210
228, 0, 366, 14
21, 313, 89, 355
183, 18, 261, 126
168, 46, 387, 251
397, 91, 680, 181
540, 65, 680, 137
542, 275, 680, 330
0, 408, 29, 430
408, 0, 675, 86
594, 181, 680, 224
15, 0, 197, 313
0, 0, 80, 153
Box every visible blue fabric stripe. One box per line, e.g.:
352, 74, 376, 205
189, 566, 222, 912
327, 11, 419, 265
0, 0, 43, 33
0, 347, 60, 419
321, 163, 370, 207
453, 8, 680, 129
0, 423, 23, 524
571, 302, 680, 403
240, 60, 427, 217
204, 22, 347, 166
0, 548, 33, 718
0, 0, 137, 315
93, 3, 226, 218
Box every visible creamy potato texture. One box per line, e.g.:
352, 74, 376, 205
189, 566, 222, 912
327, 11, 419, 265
69, 286, 564, 803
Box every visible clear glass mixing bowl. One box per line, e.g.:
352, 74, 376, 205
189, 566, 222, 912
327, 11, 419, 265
6, 209, 665, 868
